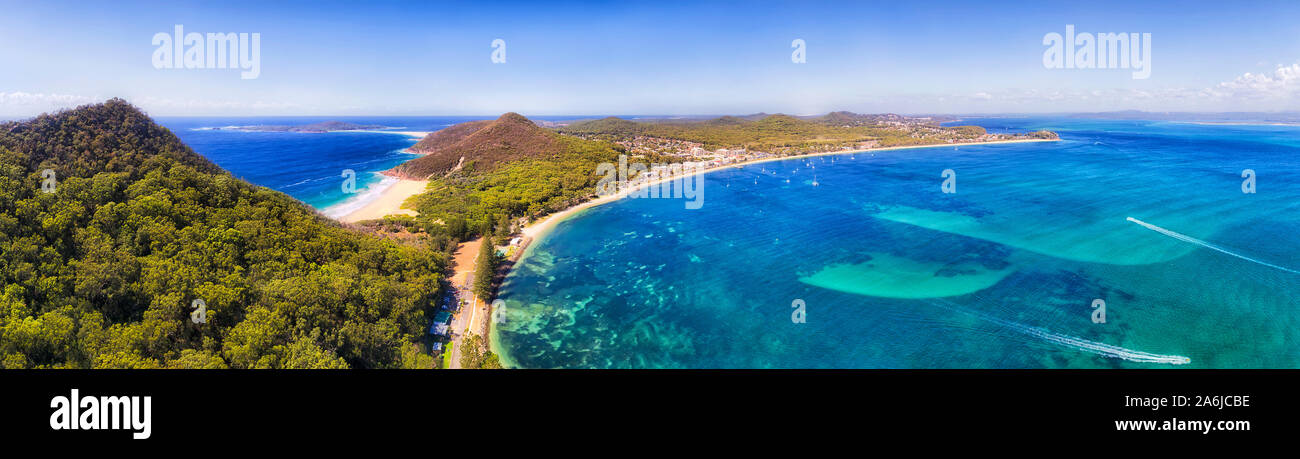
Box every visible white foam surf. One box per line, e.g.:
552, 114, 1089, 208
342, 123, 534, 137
320, 173, 399, 219
1127, 217, 1300, 275
929, 300, 1190, 365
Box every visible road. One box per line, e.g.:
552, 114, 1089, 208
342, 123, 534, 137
446, 237, 489, 369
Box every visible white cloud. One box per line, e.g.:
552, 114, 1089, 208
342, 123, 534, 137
133, 96, 303, 113
0, 92, 313, 118
0, 92, 102, 117
938, 63, 1300, 112
0, 91, 99, 106
1206, 63, 1300, 99
9, 62, 1300, 117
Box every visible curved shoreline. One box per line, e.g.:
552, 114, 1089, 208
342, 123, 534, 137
325, 133, 428, 223
517, 138, 1058, 253
335, 177, 429, 223
493, 137, 1058, 368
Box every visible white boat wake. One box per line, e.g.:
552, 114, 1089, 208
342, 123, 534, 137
929, 300, 1190, 365
1126, 217, 1300, 275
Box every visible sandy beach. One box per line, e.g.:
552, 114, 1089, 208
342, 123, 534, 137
493, 137, 1058, 368
338, 178, 428, 223
520, 138, 1059, 242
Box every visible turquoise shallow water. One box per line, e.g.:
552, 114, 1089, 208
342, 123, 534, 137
495, 119, 1300, 368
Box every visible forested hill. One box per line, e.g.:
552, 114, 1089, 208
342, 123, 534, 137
407, 119, 492, 155
3, 100, 223, 177
400, 114, 674, 239
388, 112, 565, 179
0, 99, 446, 369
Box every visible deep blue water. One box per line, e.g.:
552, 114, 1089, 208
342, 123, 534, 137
158, 116, 589, 214
495, 118, 1300, 368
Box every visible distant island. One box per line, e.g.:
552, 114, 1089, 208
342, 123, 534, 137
216, 121, 390, 133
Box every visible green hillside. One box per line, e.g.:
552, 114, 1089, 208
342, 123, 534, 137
390, 112, 565, 179
0, 99, 446, 369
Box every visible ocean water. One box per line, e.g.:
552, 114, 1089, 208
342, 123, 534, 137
159, 116, 587, 215
495, 118, 1300, 368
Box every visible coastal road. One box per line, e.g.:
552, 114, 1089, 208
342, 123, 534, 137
447, 238, 487, 369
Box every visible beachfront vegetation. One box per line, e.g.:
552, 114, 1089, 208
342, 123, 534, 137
472, 237, 497, 301
458, 332, 501, 369
0, 99, 446, 369
409, 135, 623, 232
402, 113, 679, 239
399, 111, 1053, 243
0, 102, 1057, 370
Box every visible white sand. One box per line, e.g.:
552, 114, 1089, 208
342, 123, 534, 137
520, 138, 1058, 241
338, 178, 428, 223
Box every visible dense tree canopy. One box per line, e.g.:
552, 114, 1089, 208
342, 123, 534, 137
458, 333, 501, 369
0, 103, 1049, 370
408, 134, 630, 231
472, 237, 496, 301
0, 99, 446, 369
403, 112, 1011, 241
390, 113, 563, 180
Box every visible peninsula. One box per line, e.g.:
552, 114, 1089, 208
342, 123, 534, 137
341, 111, 1058, 230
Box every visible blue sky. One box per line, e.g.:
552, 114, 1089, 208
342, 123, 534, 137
2, 0, 1299, 117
